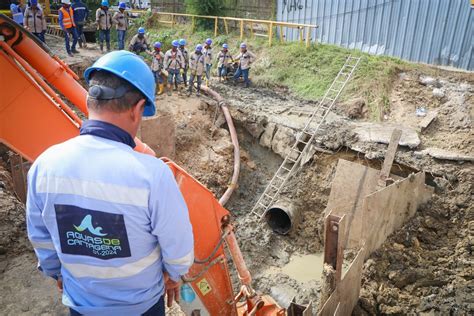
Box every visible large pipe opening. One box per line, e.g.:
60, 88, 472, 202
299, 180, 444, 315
265, 200, 300, 235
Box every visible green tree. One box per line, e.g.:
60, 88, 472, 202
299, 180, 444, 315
184, 0, 222, 29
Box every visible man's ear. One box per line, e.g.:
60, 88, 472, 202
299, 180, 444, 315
130, 99, 146, 122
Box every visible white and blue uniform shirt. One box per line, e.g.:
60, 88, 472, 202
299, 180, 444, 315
26, 120, 194, 315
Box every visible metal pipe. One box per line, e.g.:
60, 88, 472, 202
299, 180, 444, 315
265, 199, 301, 235
224, 225, 252, 286
200, 86, 240, 206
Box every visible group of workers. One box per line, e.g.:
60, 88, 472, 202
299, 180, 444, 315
58, 0, 126, 56
147, 37, 256, 96
11, 0, 125, 57
11, 0, 256, 92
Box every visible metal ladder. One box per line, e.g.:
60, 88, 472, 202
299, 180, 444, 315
251, 55, 361, 219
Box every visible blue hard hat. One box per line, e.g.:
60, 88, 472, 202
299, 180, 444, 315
84, 51, 156, 117
154, 41, 161, 49
222, 43, 228, 49
205, 38, 212, 45
195, 44, 203, 51
172, 40, 179, 47
118, 2, 126, 9
240, 42, 247, 49
138, 27, 145, 34
101, 0, 108, 6
178, 38, 186, 46
31, 0, 38, 5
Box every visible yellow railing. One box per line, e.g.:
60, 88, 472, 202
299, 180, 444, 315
47, 14, 59, 25
46, 11, 318, 48
150, 11, 318, 48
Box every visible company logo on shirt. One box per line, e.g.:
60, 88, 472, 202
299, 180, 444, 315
55, 205, 131, 260
74, 215, 108, 236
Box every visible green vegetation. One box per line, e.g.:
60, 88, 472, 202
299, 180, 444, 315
184, 0, 222, 29
131, 15, 425, 120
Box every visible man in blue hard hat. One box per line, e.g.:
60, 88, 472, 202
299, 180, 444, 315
71, 0, 88, 48
129, 27, 150, 54
26, 51, 194, 315
113, 2, 128, 50
23, 0, 47, 43
187, 44, 205, 97
151, 41, 165, 95
216, 43, 233, 82
233, 42, 256, 88
178, 38, 189, 87
164, 39, 185, 96
202, 38, 213, 86
96, 0, 112, 52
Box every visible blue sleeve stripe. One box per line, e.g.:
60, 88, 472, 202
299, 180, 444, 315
36, 176, 149, 207
62, 247, 161, 279
30, 240, 55, 250
164, 251, 194, 266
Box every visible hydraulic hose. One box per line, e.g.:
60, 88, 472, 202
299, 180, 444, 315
200, 86, 240, 206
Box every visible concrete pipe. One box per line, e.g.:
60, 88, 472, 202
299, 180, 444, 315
265, 199, 301, 235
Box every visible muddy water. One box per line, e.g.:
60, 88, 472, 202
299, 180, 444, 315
281, 253, 324, 282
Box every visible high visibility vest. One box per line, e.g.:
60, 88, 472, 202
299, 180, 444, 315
60, 7, 75, 29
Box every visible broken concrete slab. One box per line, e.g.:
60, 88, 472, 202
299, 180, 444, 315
271, 126, 296, 159
415, 147, 474, 162
259, 122, 276, 149
352, 122, 421, 148
418, 111, 438, 130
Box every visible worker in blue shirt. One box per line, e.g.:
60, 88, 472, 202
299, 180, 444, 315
10, 0, 24, 26
71, 0, 88, 48
26, 51, 194, 315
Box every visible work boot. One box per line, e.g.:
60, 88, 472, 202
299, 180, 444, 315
68, 52, 74, 57
186, 89, 192, 97
166, 85, 172, 96
100, 44, 104, 52
78, 42, 83, 48
106, 42, 111, 52
72, 49, 79, 54
157, 84, 164, 96
196, 90, 200, 97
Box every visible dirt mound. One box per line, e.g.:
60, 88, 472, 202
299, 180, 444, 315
0, 162, 29, 258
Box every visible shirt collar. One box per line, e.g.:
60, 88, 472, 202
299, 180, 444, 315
80, 119, 136, 148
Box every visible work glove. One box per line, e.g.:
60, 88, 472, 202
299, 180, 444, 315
180, 68, 184, 75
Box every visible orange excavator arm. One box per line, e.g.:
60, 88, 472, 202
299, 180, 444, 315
0, 14, 153, 161
0, 14, 284, 316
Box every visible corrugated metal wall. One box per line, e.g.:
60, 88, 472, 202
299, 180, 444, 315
277, 0, 473, 70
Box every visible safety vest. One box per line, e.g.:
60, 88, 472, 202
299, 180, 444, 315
60, 6, 75, 29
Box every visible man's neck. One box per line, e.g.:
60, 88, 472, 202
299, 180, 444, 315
88, 113, 135, 138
